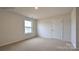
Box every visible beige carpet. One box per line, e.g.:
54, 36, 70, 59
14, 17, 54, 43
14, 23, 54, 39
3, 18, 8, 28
0, 37, 74, 51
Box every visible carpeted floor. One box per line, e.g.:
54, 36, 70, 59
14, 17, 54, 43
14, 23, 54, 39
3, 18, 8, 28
0, 37, 75, 51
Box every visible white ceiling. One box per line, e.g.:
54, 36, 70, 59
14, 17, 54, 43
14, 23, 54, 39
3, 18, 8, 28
0, 7, 73, 19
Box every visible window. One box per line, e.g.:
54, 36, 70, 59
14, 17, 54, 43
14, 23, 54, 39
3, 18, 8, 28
24, 20, 32, 34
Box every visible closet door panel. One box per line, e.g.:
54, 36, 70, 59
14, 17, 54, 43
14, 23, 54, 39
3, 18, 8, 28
51, 18, 63, 40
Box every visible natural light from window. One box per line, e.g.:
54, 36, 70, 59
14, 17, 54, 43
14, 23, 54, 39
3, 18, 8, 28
24, 20, 32, 34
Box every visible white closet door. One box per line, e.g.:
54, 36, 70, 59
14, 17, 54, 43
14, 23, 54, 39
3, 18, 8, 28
38, 18, 63, 40
51, 18, 63, 40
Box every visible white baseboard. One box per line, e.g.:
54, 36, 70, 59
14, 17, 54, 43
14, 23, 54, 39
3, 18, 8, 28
0, 39, 23, 47
0, 36, 37, 47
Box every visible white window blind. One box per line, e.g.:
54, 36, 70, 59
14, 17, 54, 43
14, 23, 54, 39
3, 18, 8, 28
24, 20, 32, 34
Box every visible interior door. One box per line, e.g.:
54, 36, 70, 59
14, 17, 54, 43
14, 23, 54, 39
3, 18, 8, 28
51, 18, 63, 40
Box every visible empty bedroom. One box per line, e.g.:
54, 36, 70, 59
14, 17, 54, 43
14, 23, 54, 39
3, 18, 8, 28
0, 7, 77, 51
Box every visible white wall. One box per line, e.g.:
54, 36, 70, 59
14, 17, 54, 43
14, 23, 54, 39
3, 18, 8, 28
71, 8, 76, 48
38, 14, 71, 42
0, 11, 37, 46
63, 14, 71, 42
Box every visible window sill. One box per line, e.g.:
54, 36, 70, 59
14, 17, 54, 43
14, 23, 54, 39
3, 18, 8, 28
25, 33, 32, 35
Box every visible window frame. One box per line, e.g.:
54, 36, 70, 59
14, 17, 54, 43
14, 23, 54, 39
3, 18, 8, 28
24, 20, 32, 34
